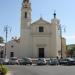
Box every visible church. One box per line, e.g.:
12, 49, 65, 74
0, 0, 66, 58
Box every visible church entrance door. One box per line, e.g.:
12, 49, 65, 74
39, 48, 44, 58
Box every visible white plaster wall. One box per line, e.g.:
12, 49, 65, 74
6, 40, 20, 58
32, 36, 52, 58
20, 28, 33, 58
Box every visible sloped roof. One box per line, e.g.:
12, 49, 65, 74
31, 17, 50, 25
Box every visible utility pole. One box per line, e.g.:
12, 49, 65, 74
4, 25, 8, 58
4, 25, 11, 58
60, 24, 66, 59
60, 24, 63, 59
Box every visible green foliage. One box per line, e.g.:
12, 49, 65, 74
0, 65, 8, 75
0, 36, 4, 43
72, 46, 75, 51
67, 46, 75, 57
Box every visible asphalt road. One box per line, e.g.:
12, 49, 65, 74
7, 65, 75, 75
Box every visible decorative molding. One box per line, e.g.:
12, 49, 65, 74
31, 32, 52, 36
36, 44, 46, 47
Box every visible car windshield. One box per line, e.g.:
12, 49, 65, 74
38, 58, 45, 61
10, 57, 17, 60
67, 58, 74, 61
23, 58, 31, 61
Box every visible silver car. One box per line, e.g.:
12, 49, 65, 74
37, 58, 47, 65
47, 58, 59, 65
19, 58, 32, 65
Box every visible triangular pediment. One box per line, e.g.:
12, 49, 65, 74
31, 17, 50, 25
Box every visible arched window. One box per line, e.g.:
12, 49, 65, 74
39, 26, 44, 32
25, 12, 27, 18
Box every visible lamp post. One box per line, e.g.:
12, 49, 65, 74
4, 25, 8, 58
60, 24, 63, 59
4, 25, 11, 58
60, 24, 66, 59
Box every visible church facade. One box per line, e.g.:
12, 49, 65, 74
0, 0, 66, 58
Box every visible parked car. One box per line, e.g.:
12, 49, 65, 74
0, 58, 9, 65
47, 58, 59, 65
37, 58, 47, 65
19, 58, 32, 65
3, 58, 9, 65
9, 57, 19, 65
0, 58, 4, 64
66, 58, 75, 65
59, 58, 75, 65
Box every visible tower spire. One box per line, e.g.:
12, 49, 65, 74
53, 11, 56, 18
23, 0, 29, 3
22, 0, 31, 9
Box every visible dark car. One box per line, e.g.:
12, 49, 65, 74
37, 58, 47, 65
59, 58, 68, 65
19, 58, 32, 65
47, 58, 59, 65
59, 58, 75, 65
67, 58, 75, 65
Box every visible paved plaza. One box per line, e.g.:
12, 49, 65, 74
7, 65, 75, 75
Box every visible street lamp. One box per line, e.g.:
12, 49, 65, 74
4, 25, 8, 58
59, 24, 66, 59
4, 25, 11, 58
60, 24, 63, 59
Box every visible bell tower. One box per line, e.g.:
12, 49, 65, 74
20, 0, 32, 57
21, 0, 32, 29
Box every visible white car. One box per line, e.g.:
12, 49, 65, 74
3, 58, 9, 65
9, 57, 19, 65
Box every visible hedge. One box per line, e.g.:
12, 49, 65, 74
0, 65, 8, 75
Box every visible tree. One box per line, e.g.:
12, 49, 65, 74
66, 46, 75, 57
0, 36, 4, 43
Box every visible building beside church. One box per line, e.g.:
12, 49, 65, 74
0, 0, 66, 58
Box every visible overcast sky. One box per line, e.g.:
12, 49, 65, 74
0, 0, 75, 45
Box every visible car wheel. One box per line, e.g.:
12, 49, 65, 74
30, 63, 32, 65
